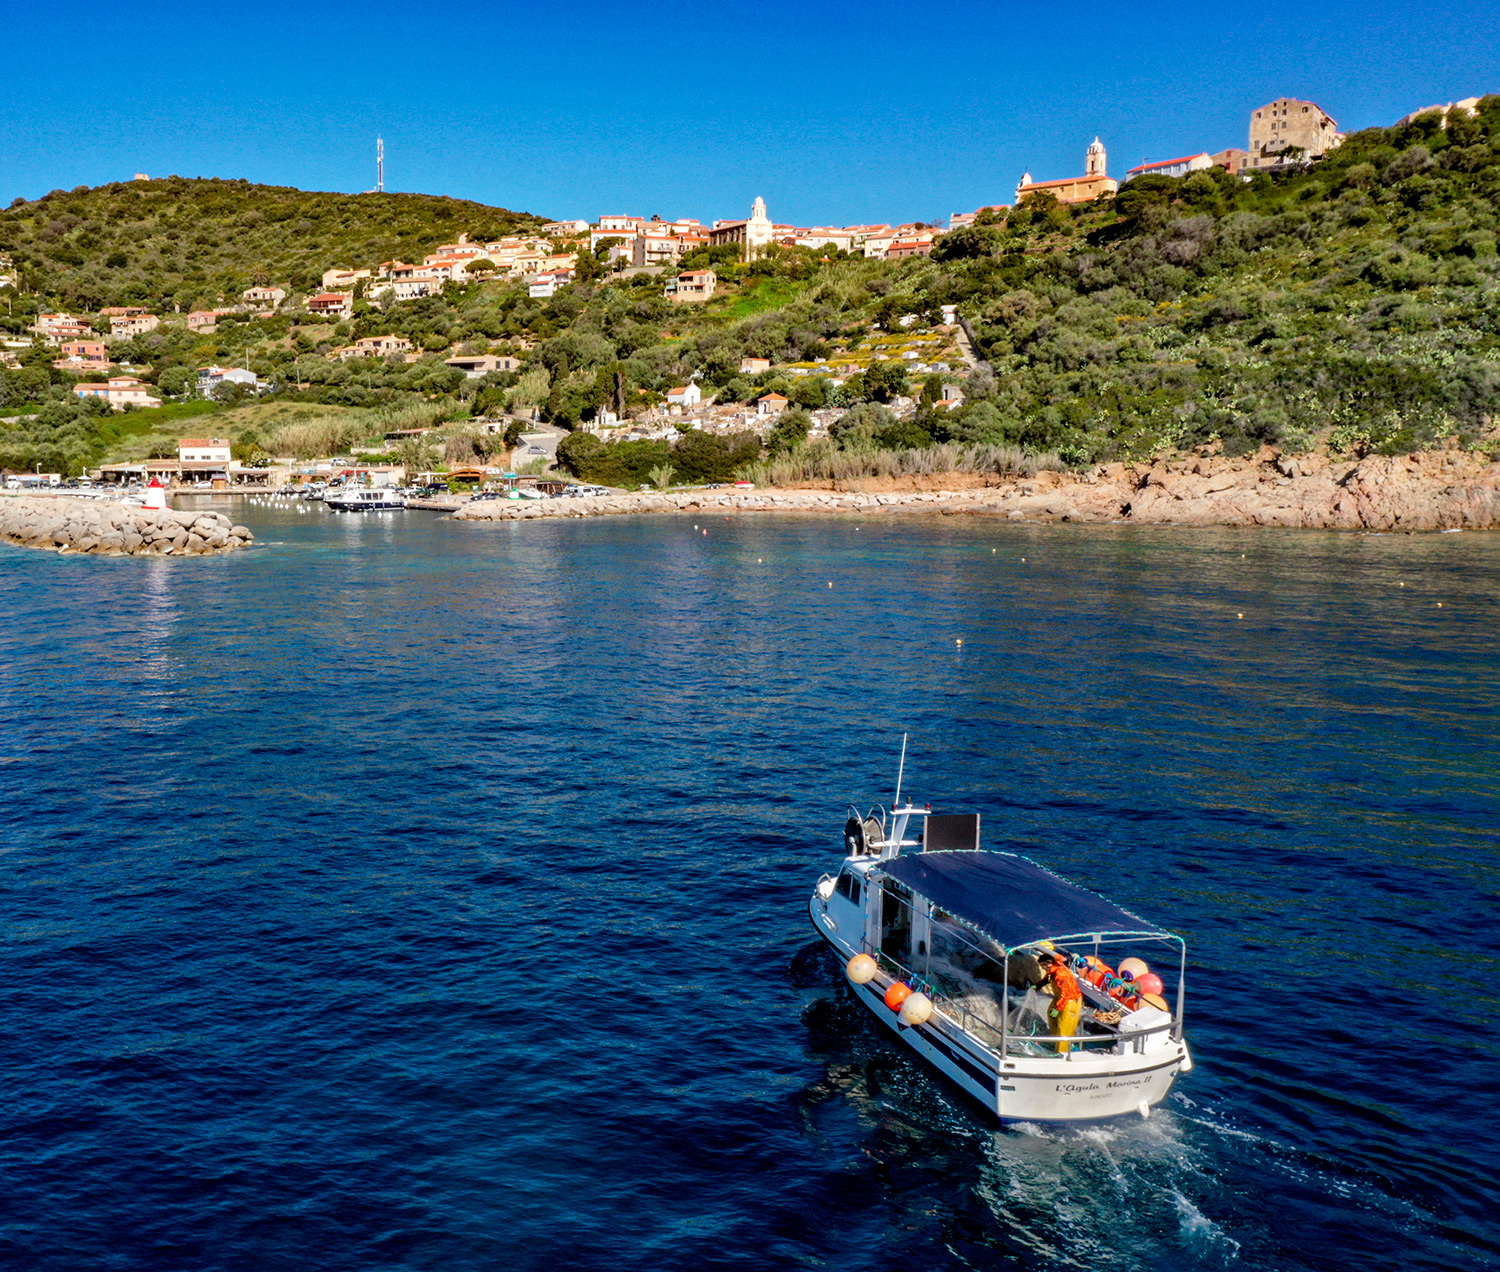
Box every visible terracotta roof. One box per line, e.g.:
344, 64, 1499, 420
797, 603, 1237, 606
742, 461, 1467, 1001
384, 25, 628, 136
1020, 175, 1113, 191
1126, 153, 1210, 174
758, 392, 788, 402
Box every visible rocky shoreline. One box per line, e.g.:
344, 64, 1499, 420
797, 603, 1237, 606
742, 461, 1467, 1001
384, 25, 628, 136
0, 495, 253, 556
453, 450, 1500, 532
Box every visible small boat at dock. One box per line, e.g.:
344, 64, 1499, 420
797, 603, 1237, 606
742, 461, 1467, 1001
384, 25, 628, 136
808, 747, 1192, 1123
325, 488, 406, 512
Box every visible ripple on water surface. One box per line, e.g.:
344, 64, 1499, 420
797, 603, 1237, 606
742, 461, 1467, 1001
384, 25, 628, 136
1, 504, 1497, 1271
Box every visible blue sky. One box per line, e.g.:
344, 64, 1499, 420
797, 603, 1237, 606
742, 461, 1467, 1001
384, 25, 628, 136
2, 0, 1496, 227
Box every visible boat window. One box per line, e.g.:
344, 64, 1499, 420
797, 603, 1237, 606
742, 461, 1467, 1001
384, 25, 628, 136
835, 871, 862, 904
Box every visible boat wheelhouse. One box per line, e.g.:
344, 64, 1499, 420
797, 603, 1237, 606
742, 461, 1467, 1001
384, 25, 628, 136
809, 799, 1192, 1123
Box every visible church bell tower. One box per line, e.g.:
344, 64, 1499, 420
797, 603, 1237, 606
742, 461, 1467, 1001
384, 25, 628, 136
1086, 137, 1107, 178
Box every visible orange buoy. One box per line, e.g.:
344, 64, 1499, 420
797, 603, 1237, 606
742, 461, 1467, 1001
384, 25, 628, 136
884, 982, 912, 1012
1083, 955, 1114, 988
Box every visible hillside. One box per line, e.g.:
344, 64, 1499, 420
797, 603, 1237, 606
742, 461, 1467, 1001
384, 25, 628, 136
3, 99, 1499, 483
0, 178, 543, 312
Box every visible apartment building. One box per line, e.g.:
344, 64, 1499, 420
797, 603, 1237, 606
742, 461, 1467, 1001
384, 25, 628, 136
33, 312, 92, 343
337, 335, 413, 360
55, 340, 109, 369
109, 313, 161, 338
306, 292, 354, 318
1124, 152, 1214, 182
666, 269, 716, 302
72, 377, 162, 409
1247, 99, 1341, 169
632, 230, 709, 268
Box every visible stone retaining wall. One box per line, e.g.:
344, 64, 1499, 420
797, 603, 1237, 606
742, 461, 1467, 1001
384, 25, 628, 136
452, 451, 1500, 532
0, 495, 254, 556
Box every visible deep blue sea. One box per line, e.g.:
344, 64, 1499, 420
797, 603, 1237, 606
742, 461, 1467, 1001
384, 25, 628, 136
2, 498, 1498, 1271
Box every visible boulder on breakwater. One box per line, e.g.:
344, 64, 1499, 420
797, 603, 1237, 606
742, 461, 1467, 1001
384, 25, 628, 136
0, 495, 253, 556
450, 448, 1500, 532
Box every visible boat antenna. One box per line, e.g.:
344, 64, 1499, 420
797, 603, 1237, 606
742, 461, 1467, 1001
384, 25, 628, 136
894, 732, 908, 807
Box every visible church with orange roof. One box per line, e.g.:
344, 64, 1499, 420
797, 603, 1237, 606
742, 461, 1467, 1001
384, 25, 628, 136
1015, 138, 1118, 204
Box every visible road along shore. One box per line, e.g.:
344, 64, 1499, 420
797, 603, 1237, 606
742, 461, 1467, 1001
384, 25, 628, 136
0, 495, 254, 556
452, 450, 1500, 532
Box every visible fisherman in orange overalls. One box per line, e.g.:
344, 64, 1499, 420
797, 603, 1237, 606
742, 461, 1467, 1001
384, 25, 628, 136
1041, 951, 1083, 1053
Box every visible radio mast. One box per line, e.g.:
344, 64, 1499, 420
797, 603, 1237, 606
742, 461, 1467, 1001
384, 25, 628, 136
377, 137, 385, 193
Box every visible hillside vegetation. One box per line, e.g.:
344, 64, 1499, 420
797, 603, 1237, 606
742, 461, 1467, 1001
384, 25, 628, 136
3, 98, 1499, 480
0, 178, 542, 311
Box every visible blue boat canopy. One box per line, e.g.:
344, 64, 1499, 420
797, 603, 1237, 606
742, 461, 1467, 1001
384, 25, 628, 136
880, 850, 1171, 950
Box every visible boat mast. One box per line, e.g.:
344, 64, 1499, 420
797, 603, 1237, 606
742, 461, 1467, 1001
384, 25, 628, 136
894, 732, 908, 807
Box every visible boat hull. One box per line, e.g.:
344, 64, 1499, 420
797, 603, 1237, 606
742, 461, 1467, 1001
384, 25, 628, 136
809, 893, 1186, 1123
326, 499, 405, 511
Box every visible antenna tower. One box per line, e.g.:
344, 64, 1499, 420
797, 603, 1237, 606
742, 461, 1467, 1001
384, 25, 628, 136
377, 137, 385, 193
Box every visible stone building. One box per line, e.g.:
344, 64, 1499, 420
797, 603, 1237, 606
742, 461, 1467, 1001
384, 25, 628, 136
1015, 138, 1118, 205
1247, 98, 1341, 170
1212, 147, 1251, 175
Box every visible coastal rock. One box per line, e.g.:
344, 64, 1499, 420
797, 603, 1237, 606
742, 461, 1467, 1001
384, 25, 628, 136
449, 449, 1500, 532
0, 496, 254, 558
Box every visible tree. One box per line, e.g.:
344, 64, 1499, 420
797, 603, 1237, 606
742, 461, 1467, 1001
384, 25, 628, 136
648, 462, 676, 490
557, 429, 604, 475
466, 258, 496, 276
831, 402, 895, 449
157, 366, 195, 397
862, 360, 909, 403
768, 407, 811, 455
932, 225, 1001, 262
671, 429, 761, 483
789, 376, 828, 408
874, 417, 933, 450
1014, 190, 1070, 233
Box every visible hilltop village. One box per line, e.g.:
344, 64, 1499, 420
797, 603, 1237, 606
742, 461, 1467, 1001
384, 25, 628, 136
0, 89, 1496, 496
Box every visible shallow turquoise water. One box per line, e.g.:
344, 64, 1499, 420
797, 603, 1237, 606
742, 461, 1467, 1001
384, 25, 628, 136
2, 501, 1497, 1270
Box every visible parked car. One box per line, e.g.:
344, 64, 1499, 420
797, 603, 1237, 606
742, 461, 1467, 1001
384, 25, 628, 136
528, 446, 546, 454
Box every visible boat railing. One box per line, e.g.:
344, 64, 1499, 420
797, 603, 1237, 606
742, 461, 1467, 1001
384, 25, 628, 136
867, 945, 1007, 1054
862, 942, 1176, 1058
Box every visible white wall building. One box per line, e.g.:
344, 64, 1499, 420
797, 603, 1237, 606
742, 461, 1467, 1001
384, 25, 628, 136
178, 438, 233, 463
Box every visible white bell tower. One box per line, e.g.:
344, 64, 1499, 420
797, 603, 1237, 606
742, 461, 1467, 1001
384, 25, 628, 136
1086, 137, 1107, 178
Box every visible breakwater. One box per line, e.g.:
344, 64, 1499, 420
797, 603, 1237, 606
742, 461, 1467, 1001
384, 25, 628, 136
452, 450, 1500, 531
0, 495, 253, 555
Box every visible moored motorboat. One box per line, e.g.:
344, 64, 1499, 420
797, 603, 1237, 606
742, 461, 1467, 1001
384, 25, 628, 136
325, 487, 406, 511
808, 758, 1192, 1123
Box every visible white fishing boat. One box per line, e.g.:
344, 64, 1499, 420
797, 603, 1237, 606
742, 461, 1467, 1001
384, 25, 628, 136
325, 487, 406, 512
809, 746, 1192, 1123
